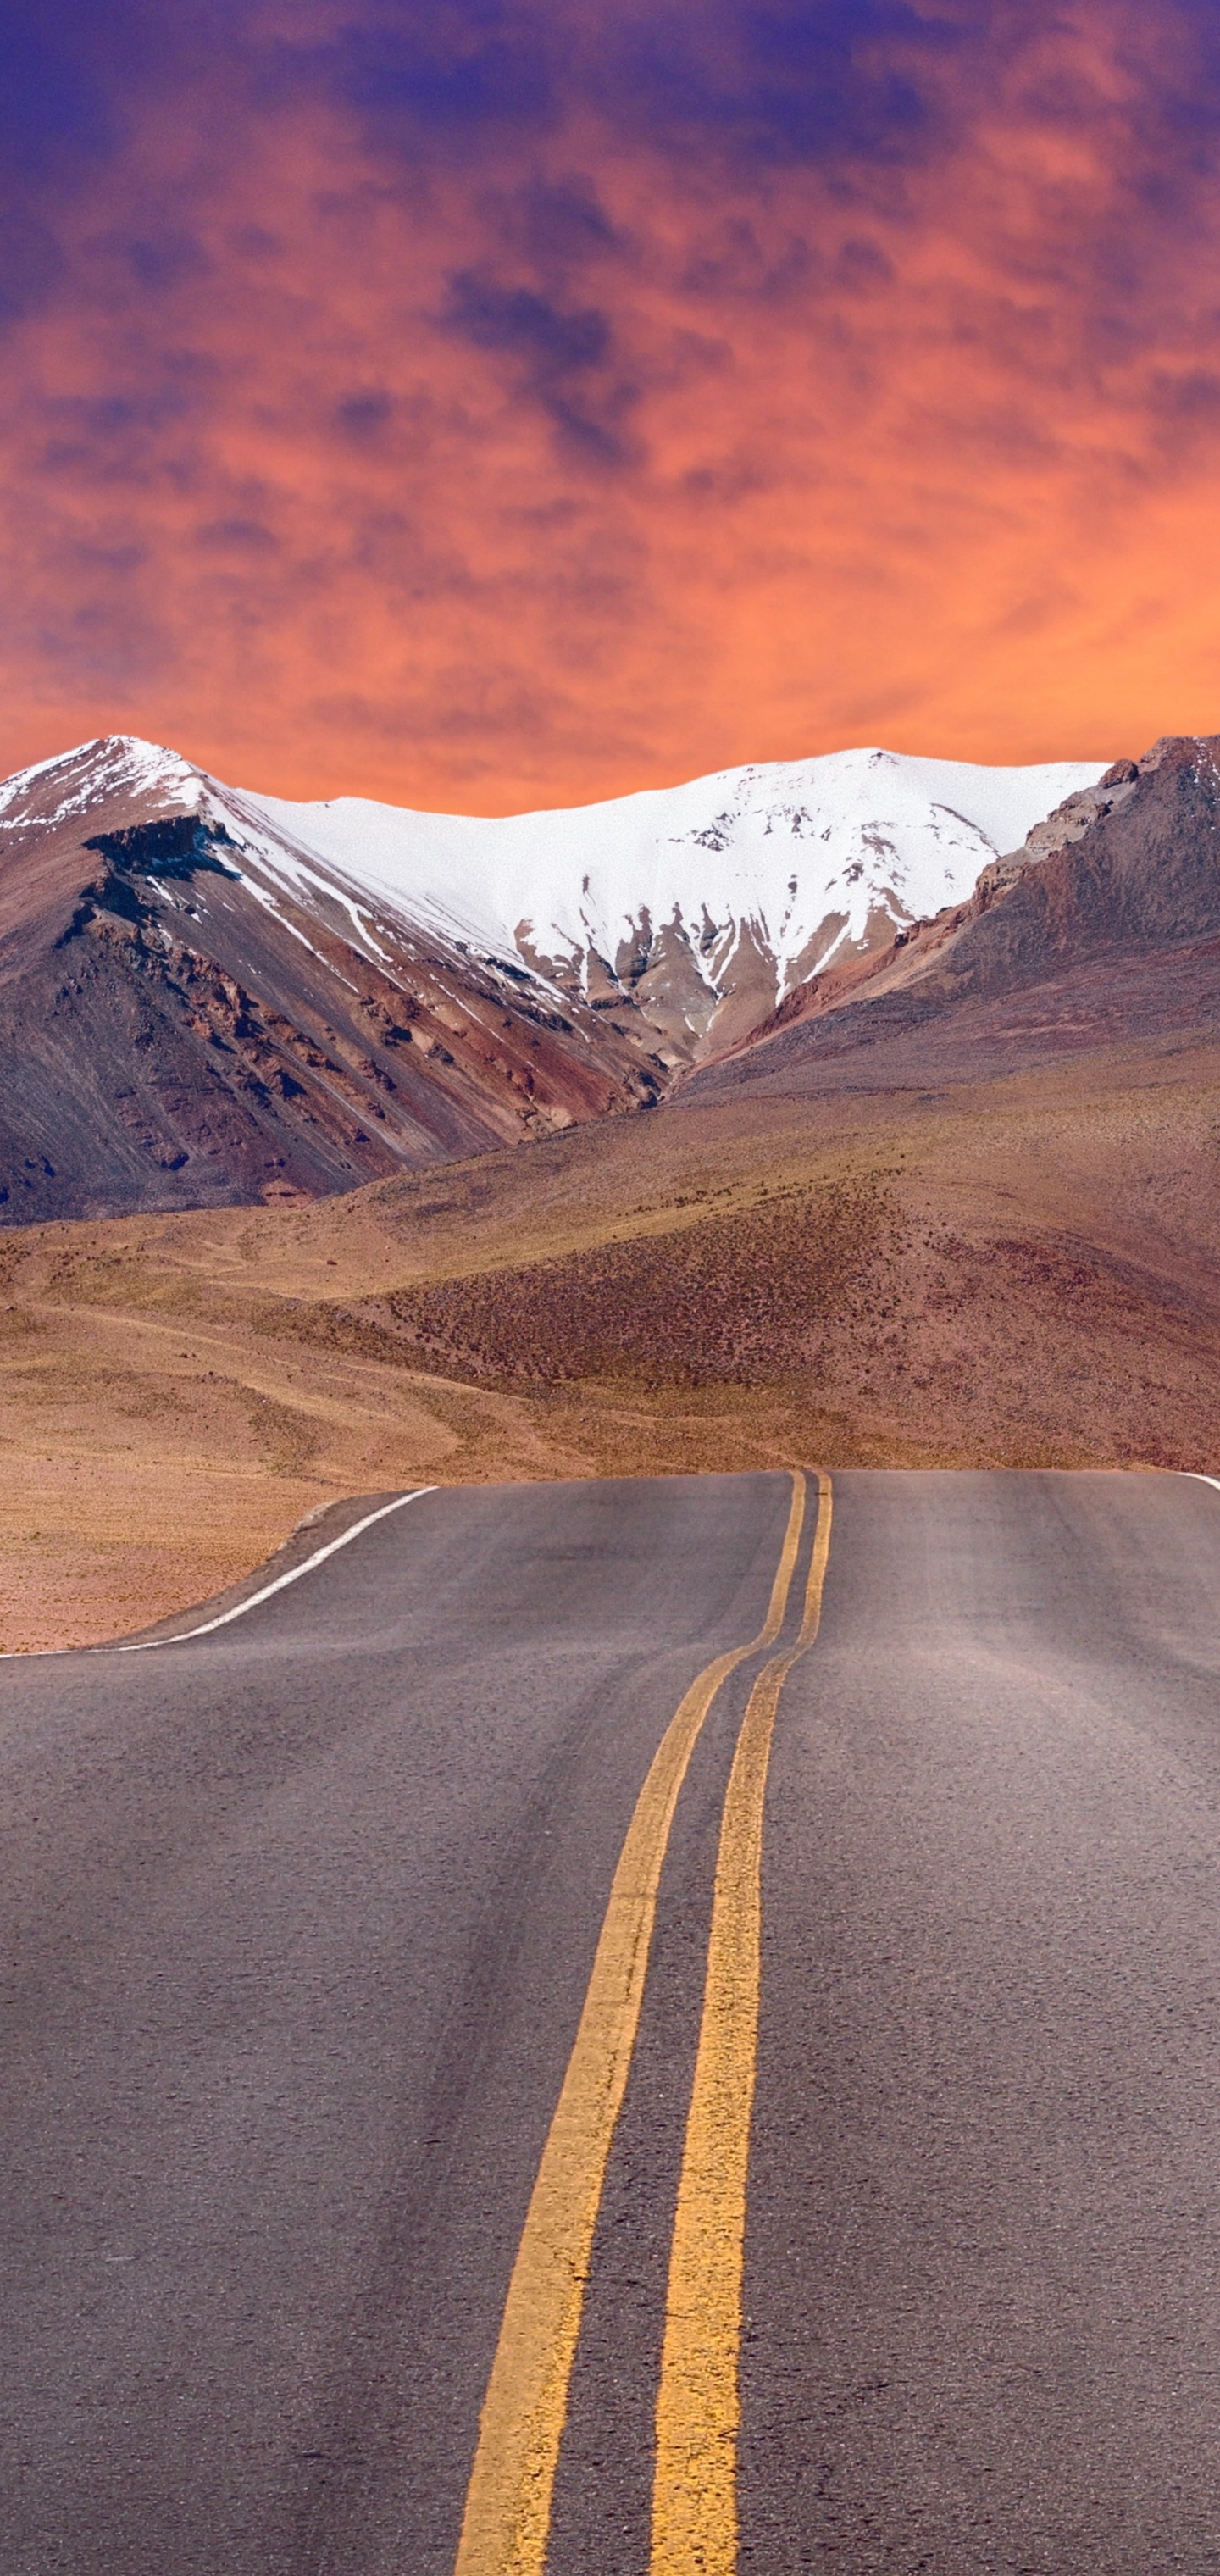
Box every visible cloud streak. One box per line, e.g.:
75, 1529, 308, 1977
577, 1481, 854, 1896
3, 1, 1220, 806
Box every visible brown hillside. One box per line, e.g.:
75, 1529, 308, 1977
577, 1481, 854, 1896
3, 1029, 1218, 1651
0, 740, 661, 1225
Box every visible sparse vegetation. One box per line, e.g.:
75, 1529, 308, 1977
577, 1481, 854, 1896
2, 1035, 1220, 1648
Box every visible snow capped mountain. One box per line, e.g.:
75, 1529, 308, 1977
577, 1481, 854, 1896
245, 745, 1105, 1014
0, 736, 1109, 1066
0, 729, 1111, 1224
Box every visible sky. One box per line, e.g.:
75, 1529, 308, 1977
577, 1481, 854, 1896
3, 2, 1220, 810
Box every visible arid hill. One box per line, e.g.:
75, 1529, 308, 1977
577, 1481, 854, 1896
3, 1017, 1219, 1650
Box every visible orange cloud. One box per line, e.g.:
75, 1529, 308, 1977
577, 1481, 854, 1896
3, 2, 1220, 807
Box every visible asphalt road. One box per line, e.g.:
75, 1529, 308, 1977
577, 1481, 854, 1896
4, 1468, 1220, 2574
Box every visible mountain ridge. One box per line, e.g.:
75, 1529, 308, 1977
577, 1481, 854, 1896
688, 735, 1220, 1102
0, 731, 1108, 1221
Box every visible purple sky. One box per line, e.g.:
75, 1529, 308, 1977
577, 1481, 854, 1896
3, 2, 1220, 806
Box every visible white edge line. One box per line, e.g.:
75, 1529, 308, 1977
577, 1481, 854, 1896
1183, 1473, 1220, 1494
115, 1487, 437, 1652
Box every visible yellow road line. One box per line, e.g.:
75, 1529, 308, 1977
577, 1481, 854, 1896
651, 1471, 834, 2576
452, 1471, 808, 2576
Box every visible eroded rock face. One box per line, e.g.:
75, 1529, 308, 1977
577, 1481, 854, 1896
945, 734, 1220, 979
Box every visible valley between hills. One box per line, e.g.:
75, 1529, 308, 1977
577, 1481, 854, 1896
5, 725, 1220, 1650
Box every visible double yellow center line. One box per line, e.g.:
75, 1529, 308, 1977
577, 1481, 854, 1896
453, 1469, 833, 2576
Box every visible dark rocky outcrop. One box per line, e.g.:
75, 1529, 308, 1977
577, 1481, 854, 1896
83, 814, 241, 879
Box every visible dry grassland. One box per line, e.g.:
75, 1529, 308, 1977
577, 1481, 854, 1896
3, 1033, 1219, 1649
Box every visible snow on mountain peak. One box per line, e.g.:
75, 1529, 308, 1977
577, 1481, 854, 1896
0, 733, 1110, 1063
0, 734, 203, 830
230, 742, 1109, 1010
